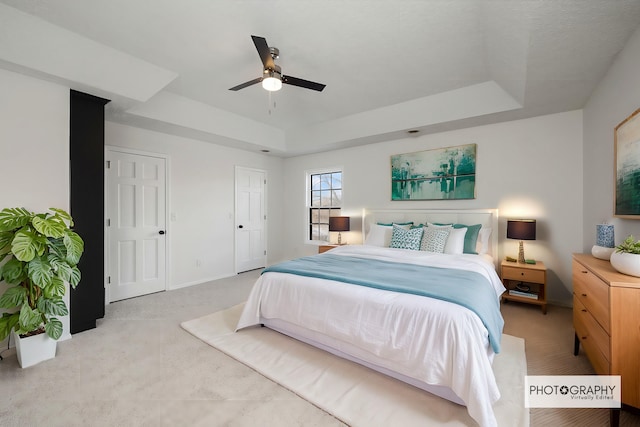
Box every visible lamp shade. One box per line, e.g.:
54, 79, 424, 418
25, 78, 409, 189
329, 216, 350, 232
507, 219, 536, 240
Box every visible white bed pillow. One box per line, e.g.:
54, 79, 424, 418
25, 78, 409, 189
476, 227, 492, 255
427, 223, 466, 254
420, 227, 450, 253
364, 224, 393, 247
365, 223, 412, 247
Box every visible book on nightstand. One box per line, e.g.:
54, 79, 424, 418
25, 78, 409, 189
508, 289, 539, 300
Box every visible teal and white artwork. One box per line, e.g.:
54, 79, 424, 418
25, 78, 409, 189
615, 108, 640, 218
391, 144, 476, 201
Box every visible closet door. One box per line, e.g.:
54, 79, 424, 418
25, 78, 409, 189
69, 90, 110, 334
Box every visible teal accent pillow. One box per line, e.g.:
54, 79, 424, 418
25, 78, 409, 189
389, 224, 423, 250
433, 223, 482, 254
377, 221, 413, 227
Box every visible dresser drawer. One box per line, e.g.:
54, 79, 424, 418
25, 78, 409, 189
572, 260, 610, 333
574, 297, 610, 374
572, 253, 640, 409
502, 266, 545, 284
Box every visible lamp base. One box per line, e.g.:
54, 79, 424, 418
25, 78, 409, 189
337, 232, 342, 245
518, 241, 525, 263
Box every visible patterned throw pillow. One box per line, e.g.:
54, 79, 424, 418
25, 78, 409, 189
427, 223, 465, 254
420, 227, 451, 253
389, 224, 424, 250
431, 222, 481, 254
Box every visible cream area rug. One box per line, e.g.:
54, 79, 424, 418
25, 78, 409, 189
181, 304, 529, 427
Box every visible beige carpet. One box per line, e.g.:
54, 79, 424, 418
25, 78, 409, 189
182, 304, 529, 427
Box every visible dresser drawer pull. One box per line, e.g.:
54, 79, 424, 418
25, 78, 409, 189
582, 293, 587, 297
581, 309, 587, 312
581, 270, 588, 274
582, 336, 588, 340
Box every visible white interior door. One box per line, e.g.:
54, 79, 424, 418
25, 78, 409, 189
107, 149, 167, 301
235, 167, 266, 273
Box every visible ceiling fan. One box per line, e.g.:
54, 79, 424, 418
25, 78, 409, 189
229, 35, 326, 92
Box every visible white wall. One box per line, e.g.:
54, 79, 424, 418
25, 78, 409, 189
0, 69, 70, 208
0, 68, 71, 343
0, 65, 283, 351
105, 122, 284, 289
3, 19, 639, 326
583, 25, 640, 249
283, 110, 584, 305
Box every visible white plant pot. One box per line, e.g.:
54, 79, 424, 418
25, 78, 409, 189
12, 330, 57, 368
610, 252, 640, 278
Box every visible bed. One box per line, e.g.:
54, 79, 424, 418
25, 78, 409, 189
236, 209, 505, 427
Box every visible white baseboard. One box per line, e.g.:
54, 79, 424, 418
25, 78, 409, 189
170, 273, 236, 290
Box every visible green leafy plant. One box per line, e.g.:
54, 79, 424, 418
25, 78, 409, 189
0, 208, 83, 341
615, 235, 640, 255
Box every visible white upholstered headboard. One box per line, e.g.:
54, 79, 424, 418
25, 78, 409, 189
362, 208, 499, 265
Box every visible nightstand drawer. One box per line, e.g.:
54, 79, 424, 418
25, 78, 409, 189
572, 260, 610, 333
574, 296, 610, 371
502, 266, 545, 283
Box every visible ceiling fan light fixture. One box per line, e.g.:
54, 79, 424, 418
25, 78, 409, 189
262, 68, 282, 91
262, 76, 282, 91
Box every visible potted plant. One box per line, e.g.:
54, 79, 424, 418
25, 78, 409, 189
0, 207, 83, 367
610, 235, 640, 278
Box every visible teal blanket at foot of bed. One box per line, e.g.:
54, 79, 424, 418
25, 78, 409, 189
263, 254, 504, 353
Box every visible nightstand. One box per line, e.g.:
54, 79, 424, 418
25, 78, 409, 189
318, 245, 338, 253
501, 260, 547, 314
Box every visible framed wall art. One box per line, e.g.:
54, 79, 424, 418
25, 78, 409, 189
391, 143, 476, 201
615, 108, 640, 218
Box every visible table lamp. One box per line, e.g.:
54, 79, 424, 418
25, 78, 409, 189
329, 216, 350, 245
507, 219, 536, 263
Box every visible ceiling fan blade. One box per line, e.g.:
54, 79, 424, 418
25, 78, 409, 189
282, 75, 326, 92
229, 77, 263, 91
251, 35, 275, 70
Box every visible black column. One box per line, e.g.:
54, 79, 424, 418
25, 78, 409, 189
69, 90, 110, 334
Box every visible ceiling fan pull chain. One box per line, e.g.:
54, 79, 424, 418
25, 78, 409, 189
266, 91, 277, 115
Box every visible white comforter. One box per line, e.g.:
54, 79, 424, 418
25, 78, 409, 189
237, 245, 506, 427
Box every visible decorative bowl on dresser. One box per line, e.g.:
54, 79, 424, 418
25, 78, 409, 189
573, 253, 640, 426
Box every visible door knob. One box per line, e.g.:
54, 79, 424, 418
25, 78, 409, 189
238, 225, 244, 229
159, 230, 166, 235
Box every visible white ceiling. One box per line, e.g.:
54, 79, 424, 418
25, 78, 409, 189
2, 0, 640, 156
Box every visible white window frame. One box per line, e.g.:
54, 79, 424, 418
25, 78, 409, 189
305, 166, 343, 244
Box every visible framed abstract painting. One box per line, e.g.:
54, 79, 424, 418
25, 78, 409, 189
391, 143, 476, 201
615, 108, 640, 218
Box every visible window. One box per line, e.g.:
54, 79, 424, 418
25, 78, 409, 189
308, 170, 342, 242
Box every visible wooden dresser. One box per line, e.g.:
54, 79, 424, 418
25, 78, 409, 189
573, 253, 640, 420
